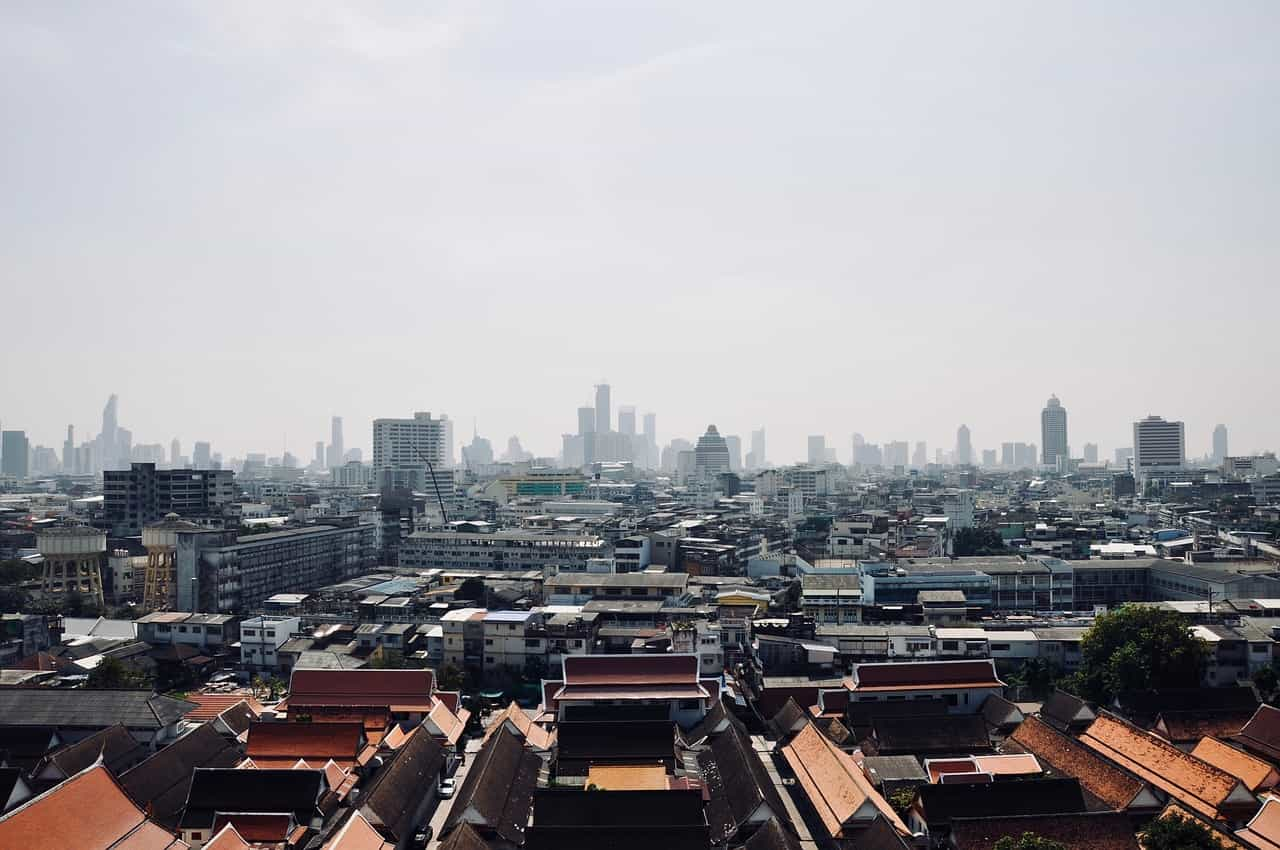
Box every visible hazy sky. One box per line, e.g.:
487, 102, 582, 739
3, 2, 1277, 464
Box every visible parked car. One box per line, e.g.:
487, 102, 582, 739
439, 778, 456, 799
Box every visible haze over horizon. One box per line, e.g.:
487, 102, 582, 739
3, 2, 1278, 463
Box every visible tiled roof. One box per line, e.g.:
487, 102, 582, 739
1153, 803, 1249, 850
203, 823, 251, 850
1237, 794, 1280, 850
424, 701, 470, 747
182, 693, 264, 722
287, 669, 435, 710
322, 811, 394, 850
1235, 705, 1280, 762
562, 654, 699, 686
851, 660, 1003, 692
1192, 737, 1278, 793
768, 697, 809, 738
1039, 689, 1095, 731
915, 778, 1086, 829
359, 727, 445, 841
0, 689, 195, 730
1008, 716, 1145, 812
444, 726, 539, 846
246, 721, 363, 768
438, 822, 490, 850
870, 715, 990, 755
118, 724, 243, 828
700, 722, 789, 843
1156, 709, 1254, 744
39, 723, 147, 778
779, 721, 910, 839
980, 694, 1024, 730
949, 812, 1139, 850
743, 817, 802, 850
180, 768, 325, 831
1080, 713, 1256, 820
211, 813, 292, 843
0, 763, 186, 850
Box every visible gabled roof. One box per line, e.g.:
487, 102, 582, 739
37, 723, 148, 778
245, 721, 364, 768
322, 810, 393, 850
682, 697, 732, 745
870, 715, 990, 756
204, 823, 251, 850
742, 816, 802, 850
1080, 712, 1258, 820
359, 727, 444, 841
915, 778, 1086, 829
980, 693, 1024, 731
0, 689, 194, 730
182, 693, 264, 723
1119, 687, 1258, 719
1237, 794, 1280, 850
438, 822, 490, 850
482, 703, 554, 751
1192, 737, 1278, 793
949, 811, 1139, 850
556, 654, 707, 702
0, 763, 186, 850
424, 701, 470, 747
779, 722, 910, 840
1039, 689, 1095, 731
1155, 709, 1253, 744
0, 726, 60, 762
851, 660, 1003, 692
1234, 704, 1280, 762
444, 726, 540, 846
179, 767, 325, 830
118, 724, 244, 828
700, 721, 789, 844
287, 669, 435, 711
769, 697, 809, 738
523, 787, 710, 850
1008, 716, 1147, 812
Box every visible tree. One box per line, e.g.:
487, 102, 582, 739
887, 788, 916, 818
0, 558, 41, 586
1074, 605, 1209, 703
437, 662, 469, 693
1010, 657, 1062, 700
453, 577, 485, 604
1255, 663, 1280, 703
523, 655, 548, 684
1141, 814, 1225, 850
993, 834, 1067, 850
0, 586, 29, 613
87, 656, 149, 690
953, 527, 1007, 556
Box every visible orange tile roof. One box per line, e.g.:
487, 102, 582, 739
184, 693, 265, 722
780, 722, 910, 840
972, 754, 1041, 776
1081, 713, 1253, 821
482, 701, 555, 751
0, 764, 186, 850
322, 811, 394, 850
425, 701, 469, 746
203, 823, 251, 850
586, 764, 669, 791
1009, 716, 1146, 812
211, 813, 292, 843
1237, 795, 1280, 850
246, 721, 363, 769
1193, 737, 1278, 793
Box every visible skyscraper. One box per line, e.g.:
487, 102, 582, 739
313, 441, 326, 468
170, 438, 181, 468
1, 431, 29, 479
1213, 424, 1229, 463
694, 425, 731, 481
577, 407, 596, 435
595, 383, 611, 434
193, 442, 212, 469
807, 435, 826, 466
749, 428, 766, 470
1133, 415, 1185, 479
725, 434, 742, 472
328, 416, 345, 468
955, 425, 972, 466
618, 406, 636, 436
372, 411, 451, 490
1041, 395, 1068, 468
1083, 442, 1099, 464
63, 425, 75, 473
912, 441, 927, 469
643, 413, 657, 468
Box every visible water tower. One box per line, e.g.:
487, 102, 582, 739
142, 513, 203, 611
38, 526, 107, 607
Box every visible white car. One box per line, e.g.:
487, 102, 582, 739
438, 778, 456, 799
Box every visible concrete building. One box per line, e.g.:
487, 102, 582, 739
1213, 424, 1229, 464
1133, 415, 1186, 484
595, 382, 611, 434
38, 526, 107, 607
955, 425, 972, 467
1083, 443, 1099, 464
1, 430, 29, 479
328, 415, 345, 469
372, 411, 452, 491
807, 435, 826, 466
103, 462, 236, 536
1041, 395, 1068, 469
694, 425, 731, 482
749, 428, 766, 470
399, 527, 608, 572
135, 612, 239, 656
239, 615, 301, 673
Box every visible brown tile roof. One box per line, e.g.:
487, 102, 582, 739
183, 693, 264, 722
1155, 710, 1254, 744
1080, 713, 1257, 821
203, 823, 251, 850
0, 764, 186, 850
117, 724, 243, 828
359, 727, 445, 841
1008, 715, 1147, 811
322, 810, 394, 850
424, 701, 470, 746
287, 669, 435, 711
742, 817, 802, 850
444, 726, 539, 846
1192, 737, 1279, 793
1039, 689, 1096, 731
870, 715, 991, 756
1153, 802, 1249, 850
949, 812, 1139, 850
438, 822, 491, 850
563, 654, 699, 686
700, 722, 789, 843
483, 703, 554, 751
779, 722, 910, 840
39, 723, 148, 778
586, 764, 668, 791
246, 721, 364, 769
210, 813, 292, 843
1236, 794, 1280, 850
1235, 705, 1280, 763
851, 660, 1003, 692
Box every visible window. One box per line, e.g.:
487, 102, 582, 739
244, 629, 255, 637
525, 639, 540, 648
485, 656, 495, 664
990, 643, 1010, 651
942, 641, 958, 651
485, 639, 494, 646
178, 626, 187, 633
265, 630, 275, 638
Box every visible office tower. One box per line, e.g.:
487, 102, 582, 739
643, 413, 657, 468
912, 441, 927, 469
747, 428, 766, 471
618, 406, 636, 436
440, 415, 455, 467
807, 435, 826, 466
170, 438, 181, 468
725, 434, 742, 472
1041, 395, 1068, 468
313, 441, 326, 468
1083, 443, 1099, 464
661, 438, 693, 473
982, 449, 997, 468
886, 441, 910, 469
693, 425, 730, 481
577, 406, 596, 436
1133, 415, 1186, 478
1000, 443, 1015, 468
595, 383, 611, 433
463, 431, 495, 470
1, 431, 29, 479
328, 416, 345, 468
100, 394, 119, 468
1115, 447, 1134, 469
103, 462, 236, 536
1213, 424, 1229, 463
936, 449, 945, 466
956, 425, 972, 466
372, 411, 451, 490
193, 441, 212, 469
63, 425, 75, 473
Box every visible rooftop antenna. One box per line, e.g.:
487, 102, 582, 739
408, 442, 449, 526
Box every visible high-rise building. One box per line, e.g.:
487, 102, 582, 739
886, 441, 910, 469
643, 413, 657, 468
595, 383, 611, 434
1041, 395, 1068, 468
313, 441, 326, 468
170, 438, 181, 468
694, 425, 731, 481
1001, 442, 1015, 468
372, 411, 452, 490
63, 425, 75, 474
193, 441, 212, 469
1115, 447, 1134, 469
749, 428, 766, 470
725, 434, 742, 472
463, 431, 495, 470
982, 449, 997, 468
1133, 415, 1185, 478
103, 462, 236, 536
328, 416, 345, 468
100, 394, 119, 469
1083, 442, 1099, 464
1, 431, 30, 479
618, 406, 636, 436
912, 441, 927, 469
807, 435, 826, 466
577, 406, 596, 435
955, 425, 972, 466
1213, 424, 1229, 464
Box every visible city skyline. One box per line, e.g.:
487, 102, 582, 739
3, 3, 1278, 465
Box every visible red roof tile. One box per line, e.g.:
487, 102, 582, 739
246, 721, 363, 769
563, 654, 700, 686
287, 669, 434, 710
852, 660, 1003, 692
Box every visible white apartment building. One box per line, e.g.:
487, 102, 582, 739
239, 615, 300, 674
1133, 415, 1185, 480
372, 411, 452, 490
482, 610, 545, 676
398, 528, 609, 571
